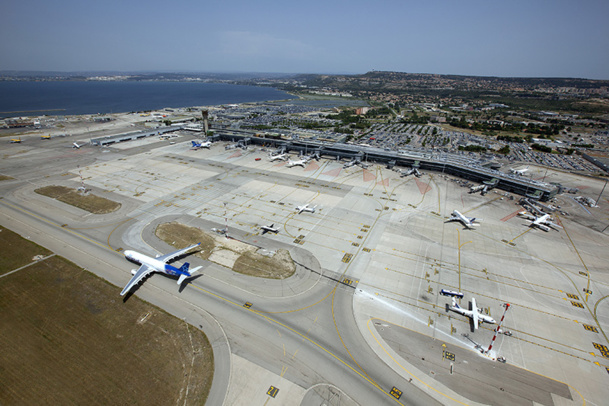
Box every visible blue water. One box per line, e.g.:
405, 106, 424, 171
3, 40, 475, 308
0, 81, 296, 117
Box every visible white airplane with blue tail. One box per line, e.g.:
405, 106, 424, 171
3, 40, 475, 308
120, 243, 202, 296
191, 140, 211, 149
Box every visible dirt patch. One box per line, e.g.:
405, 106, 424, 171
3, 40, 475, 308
35, 185, 121, 214
0, 233, 213, 405
233, 249, 296, 279
156, 222, 295, 279
156, 222, 215, 260
0, 174, 14, 181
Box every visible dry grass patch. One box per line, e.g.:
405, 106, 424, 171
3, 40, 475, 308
156, 222, 215, 260
0, 225, 52, 275
0, 252, 213, 405
0, 174, 14, 181
35, 185, 121, 214
156, 222, 295, 279
233, 249, 295, 279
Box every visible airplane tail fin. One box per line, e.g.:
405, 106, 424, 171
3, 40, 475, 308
179, 262, 191, 275
191, 141, 197, 147
451, 297, 459, 308
177, 265, 202, 285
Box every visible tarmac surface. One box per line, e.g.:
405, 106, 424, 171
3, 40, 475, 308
1, 125, 609, 405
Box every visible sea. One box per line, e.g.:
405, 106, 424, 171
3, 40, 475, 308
0, 81, 297, 118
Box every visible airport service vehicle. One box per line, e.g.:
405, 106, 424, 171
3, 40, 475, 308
440, 289, 464, 298
120, 243, 202, 296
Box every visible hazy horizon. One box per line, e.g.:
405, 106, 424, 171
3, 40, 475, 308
2, 0, 608, 80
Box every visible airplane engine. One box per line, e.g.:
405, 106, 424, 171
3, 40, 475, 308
131, 269, 138, 275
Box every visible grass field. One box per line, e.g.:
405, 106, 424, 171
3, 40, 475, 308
0, 225, 52, 275
0, 227, 213, 405
35, 185, 121, 214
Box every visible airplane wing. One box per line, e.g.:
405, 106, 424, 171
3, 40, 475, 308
156, 243, 201, 263
120, 265, 155, 296
535, 224, 551, 232
470, 299, 479, 330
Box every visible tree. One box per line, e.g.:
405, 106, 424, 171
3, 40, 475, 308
498, 145, 510, 154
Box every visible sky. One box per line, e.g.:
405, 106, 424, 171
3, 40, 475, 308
2, 0, 608, 79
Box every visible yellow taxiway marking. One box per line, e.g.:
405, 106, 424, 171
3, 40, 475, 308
508, 226, 534, 243
187, 283, 403, 404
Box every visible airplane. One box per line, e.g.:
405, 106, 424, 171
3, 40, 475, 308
510, 166, 529, 175
446, 210, 482, 229
400, 167, 421, 177
295, 203, 316, 214
469, 185, 487, 193
286, 157, 309, 168
72, 142, 85, 149
518, 212, 561, 232
120, 243, 202, 296
41, 134, 51, 140
446, 296, 496, 332
10, 137, 21, 143
269, 153, 287, 161
260, 223, 279, 234
191, 140, 211, 149
343, 159, 357, 169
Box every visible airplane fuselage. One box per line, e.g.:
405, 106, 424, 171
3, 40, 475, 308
447, 297, 495, 330
124, 250, 182, 276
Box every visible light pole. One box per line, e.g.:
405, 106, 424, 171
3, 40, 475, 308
457, 228, 472, 295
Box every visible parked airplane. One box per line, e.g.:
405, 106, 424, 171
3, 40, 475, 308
518, 212, 561, 232
296, 203, 316, 214
287, 157, 309, 168
269, 153, 287, 161
260, 223, 279, 234
343, 159, 357, 169
446, 296, 495, 332
469, 185, 487, 193
510, 166, 529, 175
120, 243, 202, 296
191, 140, 211, 149
400, 167, 421, 177
446, 210, 482, 229
10, 137, 21, 143
72, 142, 85, 149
